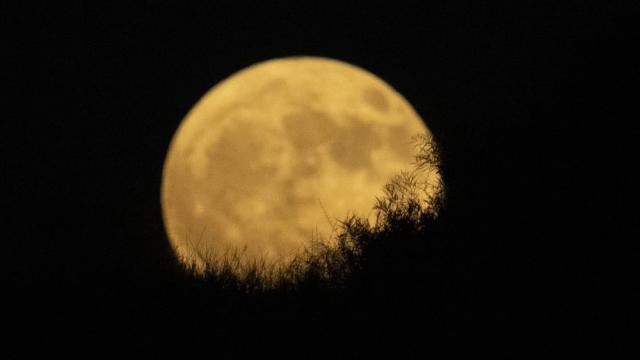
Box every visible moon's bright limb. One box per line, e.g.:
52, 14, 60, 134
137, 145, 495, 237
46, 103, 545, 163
161, 56, 438, 270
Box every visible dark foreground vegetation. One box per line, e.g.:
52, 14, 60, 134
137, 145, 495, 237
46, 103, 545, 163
171, 135, 452, 356
6, 4, 631, 357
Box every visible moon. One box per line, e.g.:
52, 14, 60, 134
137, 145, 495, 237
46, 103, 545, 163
161, 56, 437, 271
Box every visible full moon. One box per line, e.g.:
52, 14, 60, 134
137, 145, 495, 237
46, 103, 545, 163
161, 56, 437, 271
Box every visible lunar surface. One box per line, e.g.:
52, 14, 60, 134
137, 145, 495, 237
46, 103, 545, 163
161, 56, 439, 271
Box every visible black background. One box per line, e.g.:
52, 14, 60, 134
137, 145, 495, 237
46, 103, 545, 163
4, 1, 637, 356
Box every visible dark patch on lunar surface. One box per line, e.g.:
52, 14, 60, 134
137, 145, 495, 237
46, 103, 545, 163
388, 124, 417, 159
283, 109, 337, 150
330, 117, 379, 170
281, 178, 315, 208
182, 130, 206, 159
363, 87, 389, 112
207, 119, 277, 194
293, 153, 321, 177
260, 78, 287, 94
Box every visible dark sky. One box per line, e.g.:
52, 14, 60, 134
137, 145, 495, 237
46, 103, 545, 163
4, 2, 636, 354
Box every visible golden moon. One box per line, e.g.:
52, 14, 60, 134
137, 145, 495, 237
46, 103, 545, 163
161, 56, 435, 270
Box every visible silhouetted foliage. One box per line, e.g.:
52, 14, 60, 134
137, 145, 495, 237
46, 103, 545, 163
187, 134, 445, 296
158, 134, 452, 356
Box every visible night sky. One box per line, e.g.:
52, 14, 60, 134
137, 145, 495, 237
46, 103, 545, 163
5, 2, 636, 356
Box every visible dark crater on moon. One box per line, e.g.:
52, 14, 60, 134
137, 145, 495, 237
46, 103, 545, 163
283, 109, 337, 150
206, 119, 277, 194
330, 116, 380, 170
363, 87, 389, 112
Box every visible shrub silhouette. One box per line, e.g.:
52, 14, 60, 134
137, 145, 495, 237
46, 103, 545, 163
184, 133, 445, 296
169, 134, 451, 357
